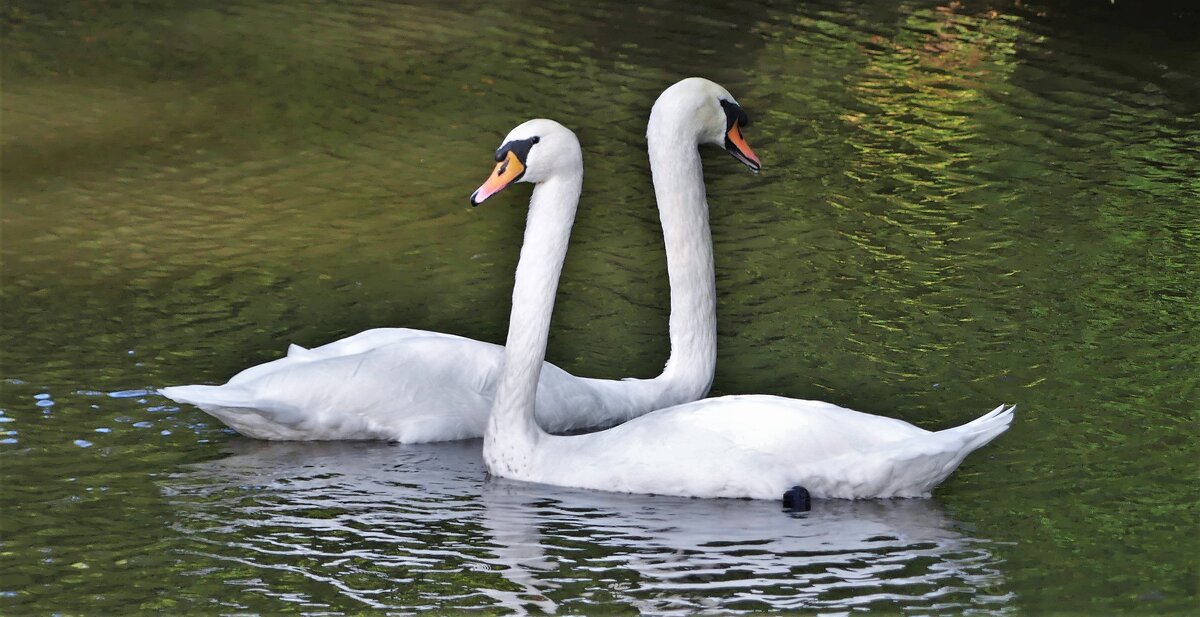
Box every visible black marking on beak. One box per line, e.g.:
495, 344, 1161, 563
494, 136, 541, 164
720, 99, 750, 130
720, 99, 760, 172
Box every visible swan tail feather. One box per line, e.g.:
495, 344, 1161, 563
943, 403, 1016, 452
159, 384, 308, 439
902, 403, 1016, 494
159, 384, 305, 423
787, 404, 1015, 499
159, 384, 255, 409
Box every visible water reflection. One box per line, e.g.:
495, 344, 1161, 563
172, 440, 1010, 613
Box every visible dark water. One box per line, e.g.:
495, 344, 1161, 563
2, 0, 1197, 613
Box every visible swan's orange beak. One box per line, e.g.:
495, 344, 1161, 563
725, 123, 761, 172
470, 150, 525, 206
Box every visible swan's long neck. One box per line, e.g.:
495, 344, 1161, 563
648, 117, 717, 402
483, 174, 581, 477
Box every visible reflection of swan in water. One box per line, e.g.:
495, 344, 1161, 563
478, 480, 1012, 613
174, 440, 553, 612
171, 441, 1010, 613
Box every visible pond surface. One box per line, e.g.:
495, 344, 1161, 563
2, 0, 1197, 613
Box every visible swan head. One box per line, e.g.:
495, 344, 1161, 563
650, 77, 761, 172
470, 119, 582, 206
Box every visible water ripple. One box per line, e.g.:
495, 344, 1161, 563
164, 440, 1010, 614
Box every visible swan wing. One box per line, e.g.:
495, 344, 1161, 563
784, 405, 1017, 498
533, 396, 926, 498
532, 398, 1012, 500
162, 335, 499, 441
585, 395, 930, 459
226, 328, 462, 386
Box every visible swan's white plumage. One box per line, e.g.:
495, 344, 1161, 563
161, 92, 729, 442
521, 398, 1015, 499
179, 311, 691, 440
483, 79, 1016, 500
162, 332, 658, 442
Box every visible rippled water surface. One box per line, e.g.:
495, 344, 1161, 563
2, 0, 1197, 613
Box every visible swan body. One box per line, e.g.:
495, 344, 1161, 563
483, 79, 1015, 500
502, 395, 1014, 500
162, 330, 684, 442
161, 77, 760, 442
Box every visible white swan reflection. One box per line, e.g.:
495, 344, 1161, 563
169, 440, 1011, 613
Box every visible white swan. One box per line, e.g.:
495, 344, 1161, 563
159, 77, 763, 442
482, 85, 1016, 500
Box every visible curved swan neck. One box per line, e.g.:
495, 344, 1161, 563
647, 114, 717, 401
484, 174, 581, 475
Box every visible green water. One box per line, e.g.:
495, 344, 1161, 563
2, 0, 1197, 613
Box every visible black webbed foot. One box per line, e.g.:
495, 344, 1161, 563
782, 485, 811, 512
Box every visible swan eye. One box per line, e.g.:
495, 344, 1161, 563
497, 136, 541, 166
719, 99, 750, 130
